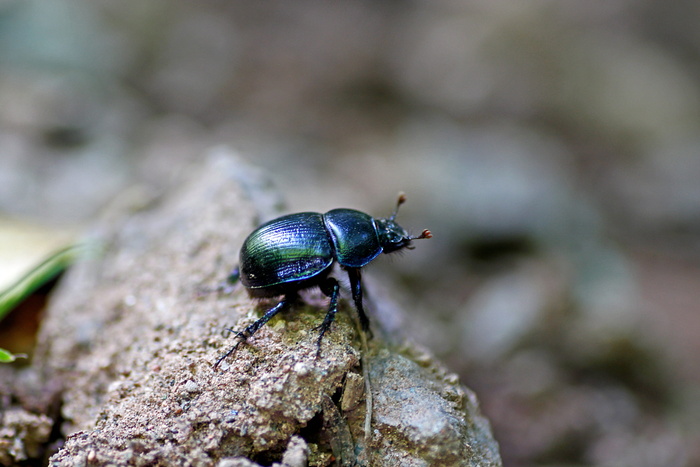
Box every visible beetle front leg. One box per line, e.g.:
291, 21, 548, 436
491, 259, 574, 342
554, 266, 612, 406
314, 277, 341, 356
347, 268, 371, 334
213, 294, 293, 370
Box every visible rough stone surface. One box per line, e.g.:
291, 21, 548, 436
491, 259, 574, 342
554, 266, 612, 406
369, 350, 501, 466
32, 150, 501, 466
0, 407, 52, 465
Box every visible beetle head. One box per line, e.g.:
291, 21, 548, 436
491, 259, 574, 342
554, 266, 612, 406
376, 193, 432, 253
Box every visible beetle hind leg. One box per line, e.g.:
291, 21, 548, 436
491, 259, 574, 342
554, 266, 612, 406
213, 295, 293, 370
314, 277, 341, 356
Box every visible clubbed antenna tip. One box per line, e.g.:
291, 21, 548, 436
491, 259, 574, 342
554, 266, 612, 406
412, 229, 432, 240
390, 192, 408, 221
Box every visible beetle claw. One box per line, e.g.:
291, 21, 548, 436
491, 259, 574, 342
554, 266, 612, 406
213, 340, 243, 371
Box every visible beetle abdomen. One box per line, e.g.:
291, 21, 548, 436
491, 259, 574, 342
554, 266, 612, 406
240, 212, 334, 289
324, 209, 382, 268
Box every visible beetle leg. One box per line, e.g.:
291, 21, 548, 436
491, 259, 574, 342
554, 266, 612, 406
213, 295, 293, 370
226, 266, 240, 284
215, 266, 240, 295
347, 268, 371, 334
314, 277, 341, 355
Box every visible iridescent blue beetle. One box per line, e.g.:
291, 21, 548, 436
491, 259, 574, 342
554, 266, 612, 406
214, 193, 431, 368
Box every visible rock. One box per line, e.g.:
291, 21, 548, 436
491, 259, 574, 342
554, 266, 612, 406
0, 408, 52, 464
34, 148, 501, 466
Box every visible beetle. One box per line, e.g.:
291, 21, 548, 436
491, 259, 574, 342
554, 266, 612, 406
214, 193, 431, 369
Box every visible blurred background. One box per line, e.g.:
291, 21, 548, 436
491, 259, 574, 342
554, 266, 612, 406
1, 1, 699, 465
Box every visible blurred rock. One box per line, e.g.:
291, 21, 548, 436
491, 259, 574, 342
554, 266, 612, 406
0, 0, 143, 223
0, 408, 52, 464
457, 261, 567, 363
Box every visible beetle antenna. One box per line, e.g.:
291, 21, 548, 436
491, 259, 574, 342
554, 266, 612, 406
410, 229, 432, 240
390, 192, 407, 220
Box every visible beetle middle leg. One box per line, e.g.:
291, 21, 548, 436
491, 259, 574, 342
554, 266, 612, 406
213, 294, 294, 370
314, 277, 341, 356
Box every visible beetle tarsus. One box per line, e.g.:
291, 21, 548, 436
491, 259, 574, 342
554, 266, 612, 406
213, 341, 242, 370
213, 295, 293, 370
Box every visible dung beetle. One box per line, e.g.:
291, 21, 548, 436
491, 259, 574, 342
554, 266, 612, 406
214, 193, 431, 369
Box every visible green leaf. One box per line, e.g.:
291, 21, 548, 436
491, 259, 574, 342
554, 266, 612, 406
0, 347, 27, 363
0, 243, 97, 323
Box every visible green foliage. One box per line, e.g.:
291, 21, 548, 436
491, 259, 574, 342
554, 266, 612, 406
0, 244, 94, 323
0, 347, 26, 363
